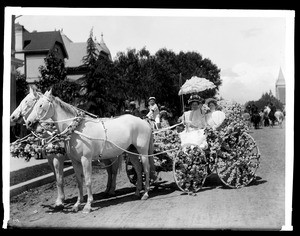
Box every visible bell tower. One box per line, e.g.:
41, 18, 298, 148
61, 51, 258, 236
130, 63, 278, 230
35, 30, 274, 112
275, 67, 286, 105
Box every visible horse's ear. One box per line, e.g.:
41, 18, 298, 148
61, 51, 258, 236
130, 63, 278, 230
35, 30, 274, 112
44, 88, 53, 97
29, 86, 37, 96
29, 86, 34, 93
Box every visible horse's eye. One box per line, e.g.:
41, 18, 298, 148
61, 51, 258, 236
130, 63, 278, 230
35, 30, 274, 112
39, 104, 42, 107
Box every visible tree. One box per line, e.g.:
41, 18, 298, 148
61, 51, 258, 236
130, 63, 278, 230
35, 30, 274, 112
36, 49, 79, 104
80, 28, 120, 116
82, 28, 99, 69
245, 90, 284, 112
36, 49, 67, 92
113, 47, 222, 118
15, 70, 28, 105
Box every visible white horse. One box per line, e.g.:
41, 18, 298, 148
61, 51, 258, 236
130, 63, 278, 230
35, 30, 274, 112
26, 90, 153, 213
10, 88, 122, 209
274, 110, 284, 128
10, 87, 67, 209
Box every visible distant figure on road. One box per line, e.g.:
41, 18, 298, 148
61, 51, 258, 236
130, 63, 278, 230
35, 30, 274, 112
268, 103, 277, 127
263, 105, 270, 127
274, 109, 285, 128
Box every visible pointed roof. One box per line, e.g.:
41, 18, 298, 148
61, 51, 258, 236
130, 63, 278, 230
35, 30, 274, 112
276, 67, 285, 86
98, 33, 112, 60
22, 31, 68, 58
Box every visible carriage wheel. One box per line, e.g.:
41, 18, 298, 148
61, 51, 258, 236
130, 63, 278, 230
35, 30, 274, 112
216, 132, 260, 188
125, 155, 141, 185
125, 155, 158, 186
173, 144, 208, 193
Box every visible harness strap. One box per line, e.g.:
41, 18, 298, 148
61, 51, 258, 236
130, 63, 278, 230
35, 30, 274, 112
99, 120, 108, 157
73, 130, 179, 157
152, 122, 183, 134
97, 156, 120, 169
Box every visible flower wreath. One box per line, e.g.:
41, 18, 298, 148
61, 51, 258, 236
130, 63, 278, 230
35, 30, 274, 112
10, 111, 85, 161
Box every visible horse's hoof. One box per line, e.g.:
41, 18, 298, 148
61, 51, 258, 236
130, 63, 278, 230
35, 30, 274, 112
71, 204, 81, 212
82, 206, 91, 214
71, 206, 79, 212
54, 204, 64, 211
141, 193, 149, 200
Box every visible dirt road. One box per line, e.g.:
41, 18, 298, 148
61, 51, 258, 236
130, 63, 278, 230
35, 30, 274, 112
7, 125, 286, 230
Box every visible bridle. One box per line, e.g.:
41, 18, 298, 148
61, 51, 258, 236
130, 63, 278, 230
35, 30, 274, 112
20, 96, 39, 123
34, 95, 54, 122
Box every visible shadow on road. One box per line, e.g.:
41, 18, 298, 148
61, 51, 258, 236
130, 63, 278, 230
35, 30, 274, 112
41, 181, 180, 213
246, 176, 267, 187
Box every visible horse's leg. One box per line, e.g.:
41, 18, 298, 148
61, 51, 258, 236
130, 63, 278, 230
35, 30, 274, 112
109, 156, 122, 196
71, 159, 84, 212
148, 133, 157, 182
103, 159, 113, 194
53, 154, 65, 209
128, 153, 143, 197
46, 153, 58, 206
81, 156, 93, 213
139, 154, 150, 200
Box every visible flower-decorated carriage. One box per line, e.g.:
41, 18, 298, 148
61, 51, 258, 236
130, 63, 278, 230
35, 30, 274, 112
125, 100, 260, 193
125, 77, 260, 193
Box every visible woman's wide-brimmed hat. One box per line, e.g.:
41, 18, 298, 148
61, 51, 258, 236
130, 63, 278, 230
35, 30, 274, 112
188, 94, 203, 104
148, 96, 156, 101
205, 98, 218, 106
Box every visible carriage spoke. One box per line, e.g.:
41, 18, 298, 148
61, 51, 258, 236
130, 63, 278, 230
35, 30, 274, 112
216, 132, 260, 188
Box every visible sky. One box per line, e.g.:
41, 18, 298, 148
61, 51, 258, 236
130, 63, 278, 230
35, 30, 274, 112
8, 8, 294, 104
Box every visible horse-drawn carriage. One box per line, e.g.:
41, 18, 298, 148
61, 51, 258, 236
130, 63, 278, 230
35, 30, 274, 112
10, 77, 260, 213
125, 100, 260, 193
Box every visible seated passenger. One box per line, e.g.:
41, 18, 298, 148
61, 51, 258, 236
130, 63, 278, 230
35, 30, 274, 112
179, 94, 208, 149
205, 98, 225, 130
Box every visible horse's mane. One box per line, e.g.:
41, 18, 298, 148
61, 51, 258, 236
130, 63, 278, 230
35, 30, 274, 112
51, 95, 78, 116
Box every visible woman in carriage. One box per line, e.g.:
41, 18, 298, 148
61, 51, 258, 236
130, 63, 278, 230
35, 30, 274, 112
205, 98, 225, 130
178, 95, 226, 150
178, 94, 208, 149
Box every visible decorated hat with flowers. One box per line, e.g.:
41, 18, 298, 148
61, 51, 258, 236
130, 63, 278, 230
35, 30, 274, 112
205, 98, 218, 106
188, 94, 203, 104
148, 96, 156, 101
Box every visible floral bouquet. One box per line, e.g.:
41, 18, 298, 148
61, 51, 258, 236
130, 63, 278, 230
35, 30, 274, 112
10, 111, 85, 161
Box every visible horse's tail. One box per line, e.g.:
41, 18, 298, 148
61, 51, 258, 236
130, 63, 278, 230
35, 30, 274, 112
148, 131, 154, 156
148, 130, 157, 180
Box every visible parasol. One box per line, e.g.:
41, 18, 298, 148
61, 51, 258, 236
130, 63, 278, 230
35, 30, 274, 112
178, 76, 216, 95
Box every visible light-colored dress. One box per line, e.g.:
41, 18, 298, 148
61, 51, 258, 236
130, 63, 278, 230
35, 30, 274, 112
180, 108, 208, 149
205, 110, 226, 130
147, 103, 160, 123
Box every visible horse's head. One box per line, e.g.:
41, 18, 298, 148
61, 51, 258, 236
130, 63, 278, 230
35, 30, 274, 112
26, 89, 55, 130
10, 87, 40, 124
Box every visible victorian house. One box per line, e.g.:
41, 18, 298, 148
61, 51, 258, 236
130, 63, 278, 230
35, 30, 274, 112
14, 23, 68, 85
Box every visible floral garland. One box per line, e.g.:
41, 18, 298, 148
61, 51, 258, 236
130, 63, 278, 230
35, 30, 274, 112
205, 102, 260, 188
10, 111, 85, 161
153, 129, 181, 172
173, 145, 208, 193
